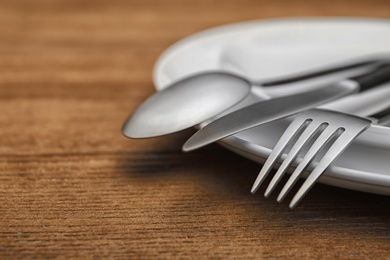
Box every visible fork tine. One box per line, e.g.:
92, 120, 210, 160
264, 121, 322, 197
251, 108, 372, 208
250, 116, 310, 194
277, 125, 340, 203
289, 126, 371, 208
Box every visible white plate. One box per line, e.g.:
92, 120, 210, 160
153, 17, 390, 195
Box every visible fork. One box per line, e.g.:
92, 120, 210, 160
250, 109, 373, 208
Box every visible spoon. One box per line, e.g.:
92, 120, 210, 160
122, 58, 382, 139
122, 72, 251, 138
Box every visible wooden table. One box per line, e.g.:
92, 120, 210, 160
1, 0, 389, 258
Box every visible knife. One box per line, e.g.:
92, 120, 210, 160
183, 64, 390, 152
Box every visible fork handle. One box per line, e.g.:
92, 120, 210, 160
352, 64, 390, 91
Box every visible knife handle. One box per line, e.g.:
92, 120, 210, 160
352, 64, 390, 92
262, 59, 379, 87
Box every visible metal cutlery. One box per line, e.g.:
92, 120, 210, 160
122, 57, 380, 139
183, 64, 390, 152
372, 106, 390, 126
251, 109, 373, 208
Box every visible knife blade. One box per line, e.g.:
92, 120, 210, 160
182, 65, 390, 152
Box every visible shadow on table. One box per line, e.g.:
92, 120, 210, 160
120, 130, 390, 239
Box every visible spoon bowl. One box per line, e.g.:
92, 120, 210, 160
122, 72, 251, 138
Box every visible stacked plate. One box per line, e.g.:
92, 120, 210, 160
153, 18, 390, 195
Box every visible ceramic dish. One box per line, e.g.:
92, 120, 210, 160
153, 18, 390, 195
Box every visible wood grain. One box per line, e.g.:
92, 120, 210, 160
0, 0, 389, 258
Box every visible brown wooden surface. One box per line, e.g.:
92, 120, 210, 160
1, 0, 389, 258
